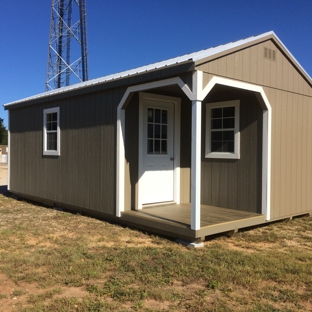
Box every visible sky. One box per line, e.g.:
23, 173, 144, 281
0, 0, 311, 128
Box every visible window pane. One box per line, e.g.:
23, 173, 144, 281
211, 141, 223, 152
223, 118, 235, 129
155, 125, 160, 139
161, 125, 167, 139
154, 140, 160, 154
161, 140, 167, 154
47, 133, 57, 151
147, 139, 153, 154
223, 106, 235, 117
46, 113, 57, 131
46, 121, 52, 131
148, 124, 153, 138
51, 113, 57, 122
223, 131, 234, 141
155, 109, 161, 123
223, 141, 234, 153
148, 108, 153, 123
211, 108, 222, 118
211, 119, 222, 129
211, 131, 222, 141
161, 110, 167, 124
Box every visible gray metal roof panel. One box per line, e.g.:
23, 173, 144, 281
4, 31, 311, 108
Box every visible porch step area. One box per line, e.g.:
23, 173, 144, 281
121, 204, 266, 241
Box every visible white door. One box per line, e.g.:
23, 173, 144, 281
140, 99, 174, 205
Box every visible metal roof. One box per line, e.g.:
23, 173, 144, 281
4, 31, 311, 108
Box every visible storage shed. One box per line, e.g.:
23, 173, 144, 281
4, 31, 312, 241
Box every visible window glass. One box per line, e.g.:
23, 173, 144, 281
147, 108, 168, 154
206, 101, 240, 159
43, 107, 60, 156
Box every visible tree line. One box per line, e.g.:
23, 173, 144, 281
0, 118, 8, 145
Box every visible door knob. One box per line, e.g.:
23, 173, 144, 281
170, 157, 174, 161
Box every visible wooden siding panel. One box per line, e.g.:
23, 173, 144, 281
271, 88, 281, 219
234, 50, 243, 81
307, 98, 312, 210
300, 96, 308, 214
242, 48, 250, 82
278, 89, 287, 218
226, 53, 235, 79
196, 40, 311, 97
248, 45, 258, 84
269, 89, 312, 219
269, 42, 278, 89
8, 88, 122, 216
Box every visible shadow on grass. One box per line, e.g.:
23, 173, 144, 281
0, 185, 7, 194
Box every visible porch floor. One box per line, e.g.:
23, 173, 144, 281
121, 203, 267, 241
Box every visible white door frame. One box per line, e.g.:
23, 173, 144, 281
138, 92, 181, 209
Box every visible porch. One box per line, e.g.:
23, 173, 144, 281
121, 204, 266, 241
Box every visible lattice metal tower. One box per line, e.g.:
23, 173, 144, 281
45, 0, 89, 91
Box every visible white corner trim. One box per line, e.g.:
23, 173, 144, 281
116, 109, 125, 217
7, 110, 10, 191
116, 77, 193, 217
202, 76, 272, 221
191, 100, 202, 230
174, 99, 181, 205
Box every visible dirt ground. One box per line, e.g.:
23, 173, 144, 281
0, 163, 7, 187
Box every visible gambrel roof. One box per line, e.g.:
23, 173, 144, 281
4, 31, 311, 109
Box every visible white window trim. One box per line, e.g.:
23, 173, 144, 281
205, 100, 240, 159
43, 107, 60, 156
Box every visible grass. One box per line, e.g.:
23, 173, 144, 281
0, 194, 311, 311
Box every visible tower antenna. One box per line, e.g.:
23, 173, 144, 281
45, 0, 89, 91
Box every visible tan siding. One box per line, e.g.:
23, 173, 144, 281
9, 88, 124, 216
249, 45, 258, 84
180, 168, 190, 203
225, 53, 235, 78
269, 89, 312, 219
196, 40, 311, 97
242, 48, 250, 82
307, 98, 312, 210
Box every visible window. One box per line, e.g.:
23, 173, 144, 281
147, 107, 168, 154
206, 100, 240, 159
43, 107, 60, 156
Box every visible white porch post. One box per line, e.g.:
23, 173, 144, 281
191, 100, 202, 230
190, 71, 203, 231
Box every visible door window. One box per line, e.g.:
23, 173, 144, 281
147, 108, 168, 154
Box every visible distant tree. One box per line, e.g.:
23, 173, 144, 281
0, 118, 8, 145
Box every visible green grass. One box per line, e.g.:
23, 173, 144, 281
0, 194, 311, 311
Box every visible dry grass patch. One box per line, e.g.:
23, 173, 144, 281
0, 194, 311, 311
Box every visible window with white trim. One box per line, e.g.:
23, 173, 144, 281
43, 107, 60, 156
206, 100, 240, 159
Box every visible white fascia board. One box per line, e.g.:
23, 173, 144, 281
7, 110, 10, 191
6, 31, 301, 109
272, 32, 312, 81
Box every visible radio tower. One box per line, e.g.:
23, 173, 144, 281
45, 0, 89, 91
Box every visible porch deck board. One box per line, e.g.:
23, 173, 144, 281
121, 204, 266, 240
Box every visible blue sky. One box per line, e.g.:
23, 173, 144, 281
0, 0, 311, 128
